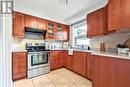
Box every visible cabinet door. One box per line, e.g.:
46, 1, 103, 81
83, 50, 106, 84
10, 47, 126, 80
37, 18, 46, 30
108, 0, 130, 31
24, 15, 37, 28
50, 51, 57, 70
62, 25, 69, 41
86, 53, 92, 80
12, 52, 27, 80
87, 8, 107, 37
92, 55, 130, 87
63, 52, 70, 69
56, 23, 63, 32
50, 58, 60, 70
50, 51, 63, 70
55, 24, 64, 40
68, 55, 74, 70
73, 52, 87, 76
46, 21, 55, 40
13, 12, 25, 37
62, 51, 74, 70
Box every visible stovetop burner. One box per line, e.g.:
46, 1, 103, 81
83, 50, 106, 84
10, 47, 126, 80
26, 43, 50, 52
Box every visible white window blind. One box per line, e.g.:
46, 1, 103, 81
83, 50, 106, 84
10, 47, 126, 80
71, 20, 90, 48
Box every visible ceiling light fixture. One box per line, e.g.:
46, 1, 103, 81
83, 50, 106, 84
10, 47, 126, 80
58, 0, 69, 5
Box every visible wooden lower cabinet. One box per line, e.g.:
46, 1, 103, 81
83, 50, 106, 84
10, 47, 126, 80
92, 55, 130, 87
50, 57, 63, 70
86, 53, 93, 80
63, 51, 70, 68
73, 51, 87, 77
50, 51, 64, 70
50, 51, 92, 80
64, 54, 74, 70
64, 51, 89, 77
12, 52, 27, 80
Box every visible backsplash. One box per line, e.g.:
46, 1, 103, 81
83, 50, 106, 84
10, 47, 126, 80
91, 32, 130, 52
12, 37, 45, 51
45, 41, 63, 50
13, 30, 130, 52
12, 37, 68, 51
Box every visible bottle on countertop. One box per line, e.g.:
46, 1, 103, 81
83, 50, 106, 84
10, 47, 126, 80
88, 46, 91, 50
100, 42, 106, 52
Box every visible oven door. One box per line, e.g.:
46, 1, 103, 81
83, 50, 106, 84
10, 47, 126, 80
28, 52, 50, 69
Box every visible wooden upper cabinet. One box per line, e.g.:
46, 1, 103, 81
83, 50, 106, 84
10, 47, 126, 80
108, 0, 130, 31
13, 12, 25, 37
62, 25, 70, 41
46, 21, 55, 40
55, 23, 70, 40
37, 18, 46, 30
13, 11, 69, 40
87, 7, 107, 37
24, 14, 28, 27
24, 15, 37, 28
56, 23, 63, 32
12, 52, 27, 80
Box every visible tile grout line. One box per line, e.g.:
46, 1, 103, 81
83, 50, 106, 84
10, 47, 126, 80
46, 75, 57, 87
46, 69, 74, 87
53, 69, 82, 87
13, 68, 92, 87
31, 79, 36, 87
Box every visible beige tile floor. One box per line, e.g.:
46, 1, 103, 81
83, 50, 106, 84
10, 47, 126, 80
13, 68, 92, 87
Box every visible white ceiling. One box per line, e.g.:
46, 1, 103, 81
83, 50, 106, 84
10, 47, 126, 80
15, 0, 107, 24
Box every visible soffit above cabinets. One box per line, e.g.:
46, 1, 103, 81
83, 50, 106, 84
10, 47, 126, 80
15, 0, 107, 24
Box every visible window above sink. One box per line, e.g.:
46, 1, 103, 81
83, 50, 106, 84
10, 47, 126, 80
71, 20, 90, 49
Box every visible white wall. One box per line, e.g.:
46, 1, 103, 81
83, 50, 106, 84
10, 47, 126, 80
0, 14, 4, 87
0, 14, 13, 87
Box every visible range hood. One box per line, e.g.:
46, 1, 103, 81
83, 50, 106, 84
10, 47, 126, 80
25, 27, 47, 40
25, 27, 46, 36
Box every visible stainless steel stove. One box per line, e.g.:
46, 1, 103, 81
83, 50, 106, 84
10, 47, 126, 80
26, 43, 50, 78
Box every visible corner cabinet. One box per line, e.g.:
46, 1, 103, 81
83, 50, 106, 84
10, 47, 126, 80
87, 7, 107, 37
92, 55, 130, 87
12, 52, 27, 80
108, 0, 130, 31
62, 25, 69, 41
13, 12, 25, 37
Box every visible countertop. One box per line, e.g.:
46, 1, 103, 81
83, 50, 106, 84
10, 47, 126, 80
12, 49, 130, 60
69, 49, 130, 60
50, 49, 68, 51
12, 50, 27, 52
91, 51, 130, 60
